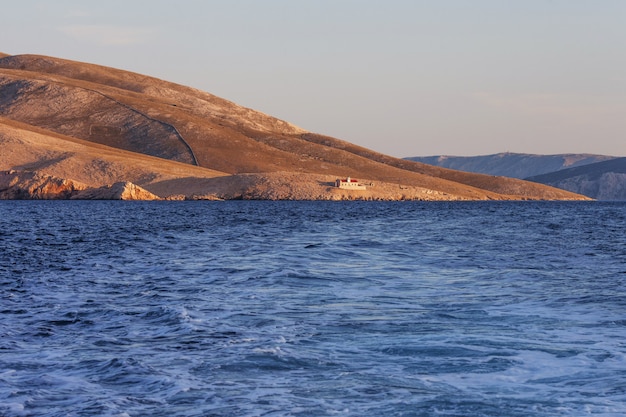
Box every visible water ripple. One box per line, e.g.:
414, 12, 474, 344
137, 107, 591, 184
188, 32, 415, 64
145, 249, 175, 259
0, 201, 624, 416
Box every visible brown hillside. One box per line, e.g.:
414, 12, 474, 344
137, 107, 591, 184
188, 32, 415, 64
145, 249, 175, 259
0, 117, 228, 194
0, 53, 589, 200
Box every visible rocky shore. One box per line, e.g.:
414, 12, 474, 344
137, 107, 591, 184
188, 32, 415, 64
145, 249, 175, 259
0, 170, 160, 200
2, 170, 582, 201
182, 172, 473, 201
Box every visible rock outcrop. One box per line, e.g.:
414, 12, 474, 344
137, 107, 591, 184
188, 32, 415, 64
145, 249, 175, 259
72, 181, 161, 200
0, 170, 87, 199
0, 170, 160, 200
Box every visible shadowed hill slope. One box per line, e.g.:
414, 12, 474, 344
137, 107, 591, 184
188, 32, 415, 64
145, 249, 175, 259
526, 157, 626, 200
0, 53, 589, 200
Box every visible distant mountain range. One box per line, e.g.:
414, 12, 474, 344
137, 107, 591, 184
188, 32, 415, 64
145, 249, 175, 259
0, 53, 587, 201
405, 153, 617, 179
406, 153, 625, 200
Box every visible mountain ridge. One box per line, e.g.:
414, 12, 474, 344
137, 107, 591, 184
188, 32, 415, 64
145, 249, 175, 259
0, 53, 589, 200
405, 152, 617, 179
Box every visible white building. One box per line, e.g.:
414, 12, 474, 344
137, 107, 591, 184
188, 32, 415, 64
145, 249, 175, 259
335, 177, 366, 190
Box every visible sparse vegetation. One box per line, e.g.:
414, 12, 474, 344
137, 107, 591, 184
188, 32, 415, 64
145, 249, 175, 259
0, 53, 590, 200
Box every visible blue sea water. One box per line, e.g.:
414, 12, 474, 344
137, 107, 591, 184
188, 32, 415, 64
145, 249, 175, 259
0, 201, 625, 417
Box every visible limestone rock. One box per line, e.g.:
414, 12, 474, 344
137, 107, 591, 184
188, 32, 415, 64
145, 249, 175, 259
0, 170, 161, 200
0, 170, 88, 199
72, 181, 160, 200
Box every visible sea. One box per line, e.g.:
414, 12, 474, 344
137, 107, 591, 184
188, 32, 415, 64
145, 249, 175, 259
0, 201, 625, 417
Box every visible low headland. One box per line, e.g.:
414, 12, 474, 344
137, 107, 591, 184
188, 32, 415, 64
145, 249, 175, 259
0, 53, 590, 201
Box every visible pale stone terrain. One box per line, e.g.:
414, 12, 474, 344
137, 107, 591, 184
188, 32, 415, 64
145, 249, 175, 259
0, 170, 88, 199
0, 170, 160, 200
180, 172, 468, 201
0, 53, 590, 201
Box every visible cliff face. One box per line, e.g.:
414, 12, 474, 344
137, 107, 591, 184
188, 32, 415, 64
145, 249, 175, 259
526, 157, 626, 200
0, 53, 590, 201
551, 173, 626, 201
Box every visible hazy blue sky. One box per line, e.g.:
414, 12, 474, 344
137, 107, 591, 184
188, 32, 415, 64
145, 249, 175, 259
2, 0, 625, 157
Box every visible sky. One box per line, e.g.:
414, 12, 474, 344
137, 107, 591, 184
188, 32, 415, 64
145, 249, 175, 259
1, 0, 625, 157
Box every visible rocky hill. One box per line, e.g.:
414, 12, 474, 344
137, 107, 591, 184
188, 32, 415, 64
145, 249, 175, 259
526, 157, 626, 201
405, 153, 617, 179
0, 53, 589, 200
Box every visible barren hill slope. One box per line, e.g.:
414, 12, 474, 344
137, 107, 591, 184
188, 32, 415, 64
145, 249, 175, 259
0, 116, 228, 194
0, 53, 588, 200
